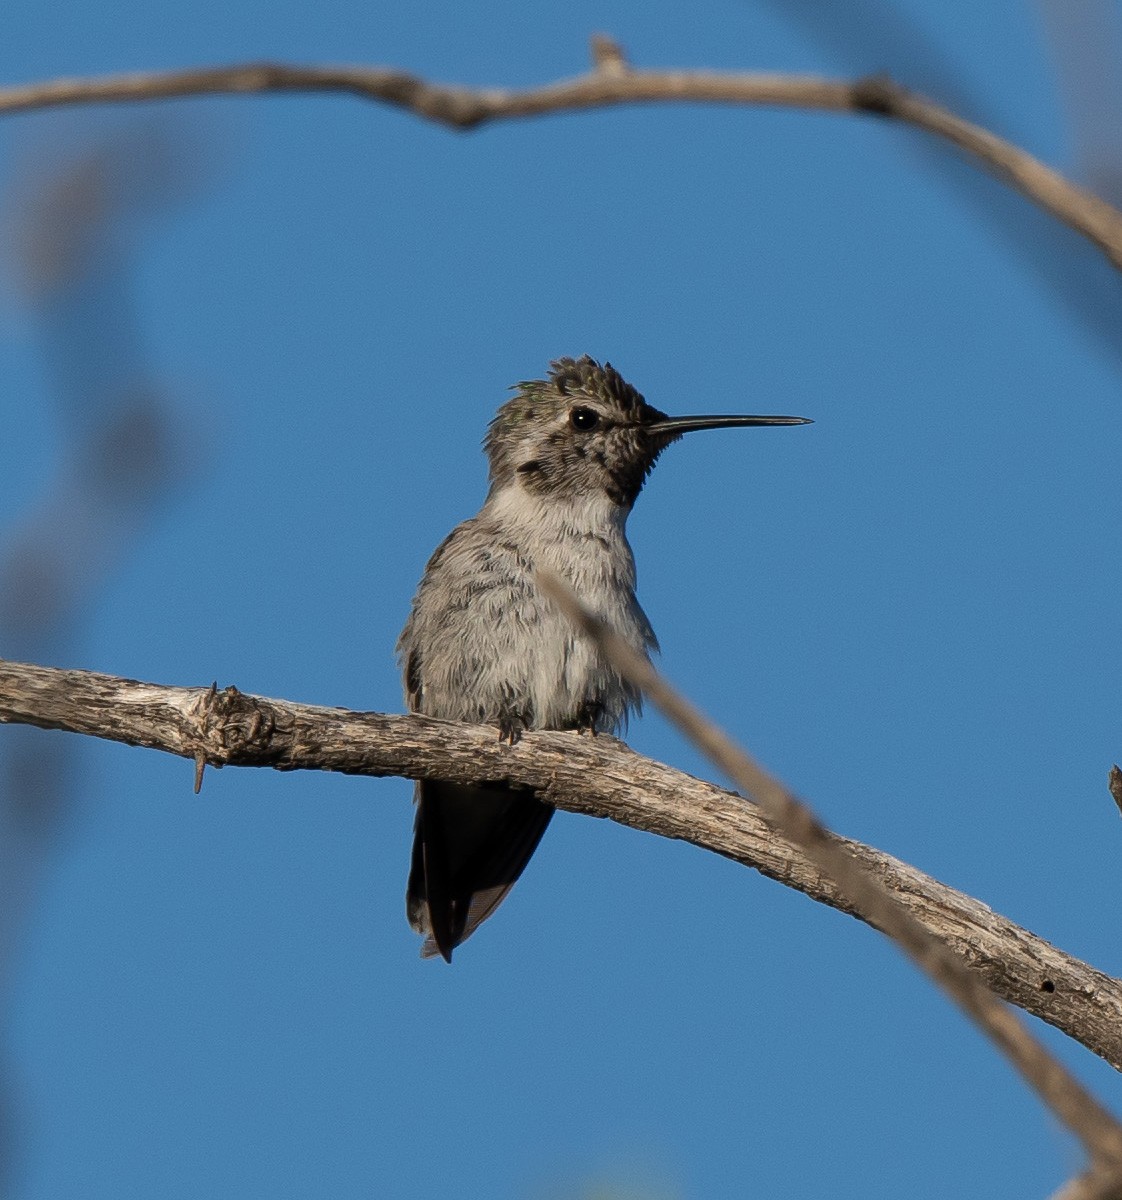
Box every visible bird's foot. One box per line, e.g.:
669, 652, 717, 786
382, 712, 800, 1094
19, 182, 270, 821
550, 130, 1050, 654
497, 706, 531, 745
573, 699, 604, 735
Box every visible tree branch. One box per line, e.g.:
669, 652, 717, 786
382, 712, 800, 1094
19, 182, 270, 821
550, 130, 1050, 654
3, 42, 1122, 271
2, 655, 1122, 1074
1049, 1169, 1122, 1200
539, 572, 1122, 1179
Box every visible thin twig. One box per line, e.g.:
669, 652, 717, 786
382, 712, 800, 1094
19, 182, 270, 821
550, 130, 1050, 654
1048, 1168, 1122, 1200
537, 572, 1122, 1177
2, 46, 1122, 270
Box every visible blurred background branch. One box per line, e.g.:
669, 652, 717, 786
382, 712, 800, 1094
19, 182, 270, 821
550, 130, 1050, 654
762, 0, 1122, 381
0, 124, 205, 1187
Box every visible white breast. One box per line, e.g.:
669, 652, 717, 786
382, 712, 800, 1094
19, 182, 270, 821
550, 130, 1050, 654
480, 484, 652, 730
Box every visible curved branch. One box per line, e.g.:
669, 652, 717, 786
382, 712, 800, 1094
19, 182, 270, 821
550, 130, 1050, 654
2, 655, 1122, 1073
2, 47, 1122, 270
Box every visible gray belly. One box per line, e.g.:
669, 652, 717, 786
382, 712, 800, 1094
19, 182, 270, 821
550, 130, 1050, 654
415, 572, 647, 733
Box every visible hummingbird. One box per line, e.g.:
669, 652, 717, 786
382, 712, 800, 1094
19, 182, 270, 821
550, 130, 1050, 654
398, 355, 810, 961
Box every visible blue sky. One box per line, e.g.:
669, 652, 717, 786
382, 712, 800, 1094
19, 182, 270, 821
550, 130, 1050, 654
2, 2, 1122, 1197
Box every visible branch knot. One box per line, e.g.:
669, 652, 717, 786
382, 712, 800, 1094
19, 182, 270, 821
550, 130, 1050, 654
851, 73, 904, 117
190, 682, 277, 765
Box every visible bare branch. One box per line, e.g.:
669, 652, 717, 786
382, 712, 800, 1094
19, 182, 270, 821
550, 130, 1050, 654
2, 51, 1122, 270
2, 655, 1122, 1077
1049, 1168, 1122, 1200
537, 574, 1122, 1176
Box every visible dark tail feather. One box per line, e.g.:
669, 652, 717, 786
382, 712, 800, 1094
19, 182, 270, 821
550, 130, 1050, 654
406, 780, 554, 962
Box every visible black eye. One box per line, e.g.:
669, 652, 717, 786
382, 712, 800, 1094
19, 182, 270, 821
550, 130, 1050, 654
569, 407, 600, 431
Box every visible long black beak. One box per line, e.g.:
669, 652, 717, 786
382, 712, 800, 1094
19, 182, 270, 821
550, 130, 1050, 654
648, 413, 812, 435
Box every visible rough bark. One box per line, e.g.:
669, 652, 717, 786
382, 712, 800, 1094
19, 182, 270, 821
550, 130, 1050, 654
1, 656, 1120, 1072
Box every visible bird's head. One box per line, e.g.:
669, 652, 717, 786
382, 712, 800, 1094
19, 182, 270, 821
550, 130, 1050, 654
485, 355, 810, 510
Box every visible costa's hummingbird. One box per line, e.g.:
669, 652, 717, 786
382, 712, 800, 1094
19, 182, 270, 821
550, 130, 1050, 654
398, 356, 810, 961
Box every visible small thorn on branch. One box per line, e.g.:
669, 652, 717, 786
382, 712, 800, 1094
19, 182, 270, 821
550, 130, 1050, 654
194, 751, 207, 794
1109, 765, 1122, 816
590, 34, 629, 76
